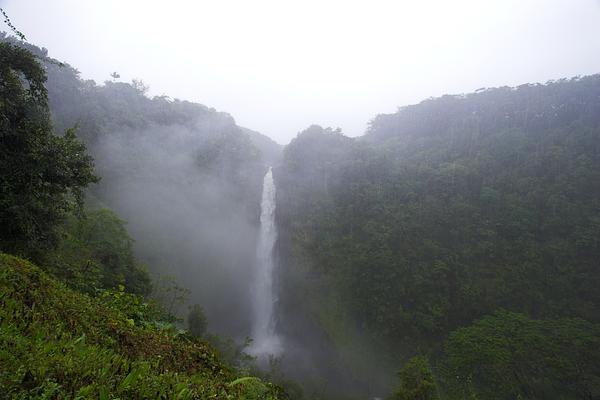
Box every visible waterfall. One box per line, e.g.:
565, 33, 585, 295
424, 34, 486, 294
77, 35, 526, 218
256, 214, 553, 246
249, 167, 282, 357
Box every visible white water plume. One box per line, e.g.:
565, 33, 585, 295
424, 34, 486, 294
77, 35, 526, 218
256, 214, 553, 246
249, 167, 282, 357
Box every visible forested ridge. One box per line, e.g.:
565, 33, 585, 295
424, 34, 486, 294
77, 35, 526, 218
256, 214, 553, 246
275, 76, 600, 399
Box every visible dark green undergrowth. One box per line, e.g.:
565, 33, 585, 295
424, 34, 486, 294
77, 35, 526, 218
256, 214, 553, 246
0, 253, 286, 399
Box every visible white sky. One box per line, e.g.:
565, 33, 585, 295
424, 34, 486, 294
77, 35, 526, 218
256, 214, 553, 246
3, 0, 600, 143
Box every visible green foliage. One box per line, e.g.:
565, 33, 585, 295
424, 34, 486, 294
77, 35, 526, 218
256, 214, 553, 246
440, 311, 600, 400
188, 304, 208, 338
99, 284, 168, 327
206, 335, 256, 375
0, 42, 98, 260
0, 253, 287, 399
44, 207, 151, 295
276, 78, 600, 395
228, 377, 271, 400
392, 356, 439, 400
152, 274, 191, 321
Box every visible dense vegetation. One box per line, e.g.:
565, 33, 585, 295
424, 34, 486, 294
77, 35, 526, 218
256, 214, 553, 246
0, 42, 97, 261
440, 311, 600, 399
0, 254, 285, 399
275, 77, 600, 398
44, 207, 152, 296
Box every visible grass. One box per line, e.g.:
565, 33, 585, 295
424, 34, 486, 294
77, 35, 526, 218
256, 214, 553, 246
0, 253, 286, 399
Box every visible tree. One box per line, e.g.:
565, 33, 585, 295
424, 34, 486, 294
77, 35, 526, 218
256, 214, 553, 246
45, 208, 152, 295
187, 304, 208, 337
152, 274, 190, 321
0, 43, 98, 259
441, 311, 600, 400
392, 356, 439, 400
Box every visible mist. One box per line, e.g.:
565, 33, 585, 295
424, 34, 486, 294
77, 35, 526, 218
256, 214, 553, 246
92, 122, 262, 336
4, 0, 600, 143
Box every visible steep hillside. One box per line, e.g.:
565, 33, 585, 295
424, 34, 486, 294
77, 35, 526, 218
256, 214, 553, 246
275, 76, 600, 397
0, 253, 285, 399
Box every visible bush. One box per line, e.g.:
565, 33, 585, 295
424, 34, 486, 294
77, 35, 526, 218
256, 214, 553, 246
392, 356, 439, 400
45, 208, 151, 295
440, 311, 600, 400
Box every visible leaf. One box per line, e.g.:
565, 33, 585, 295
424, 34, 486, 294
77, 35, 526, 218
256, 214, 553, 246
73, 334, 86, 345
99, 386, 109, 400
228, 376, 261, 387
119, 367, 141, 390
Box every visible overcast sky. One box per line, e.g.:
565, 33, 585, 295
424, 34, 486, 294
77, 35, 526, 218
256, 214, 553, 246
3, 0, 600, 143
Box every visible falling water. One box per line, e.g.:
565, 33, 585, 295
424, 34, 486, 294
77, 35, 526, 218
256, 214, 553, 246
249, 167, 282, 357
